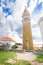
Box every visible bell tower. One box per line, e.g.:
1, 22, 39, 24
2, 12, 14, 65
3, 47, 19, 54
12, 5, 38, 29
22, 7, 33, 50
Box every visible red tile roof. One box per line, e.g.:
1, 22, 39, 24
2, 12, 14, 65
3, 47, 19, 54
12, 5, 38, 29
0, 37, 15, 42
0, 42, 4, 44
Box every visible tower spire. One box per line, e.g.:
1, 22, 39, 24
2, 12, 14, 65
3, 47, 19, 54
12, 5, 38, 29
22, 6, 30, 18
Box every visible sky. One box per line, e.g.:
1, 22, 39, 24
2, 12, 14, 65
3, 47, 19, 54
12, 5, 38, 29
0, 0, 43, 45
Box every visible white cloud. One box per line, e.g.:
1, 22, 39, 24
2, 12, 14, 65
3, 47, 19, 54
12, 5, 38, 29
29, 0, 43, 45
27, 0, 43, 14
0, 7, 6, 24
0, 6, 12, 36
0, 0, 43, 44
7, 15, 14, 21
33, 40, 43, 47
39, 0, 43, 3
7, 31, 22, 43
5, 0, 27, 33
12, 0, 26, 20
27, 0, 38, 13
31, 18, 43, 44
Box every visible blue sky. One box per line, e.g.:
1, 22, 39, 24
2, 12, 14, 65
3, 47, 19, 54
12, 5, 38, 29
0, 0, 43, 44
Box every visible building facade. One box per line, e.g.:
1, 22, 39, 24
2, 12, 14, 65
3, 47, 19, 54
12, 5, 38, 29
38, 17, 43, 41
22, 7, 33, 50
38, 17, 43, 48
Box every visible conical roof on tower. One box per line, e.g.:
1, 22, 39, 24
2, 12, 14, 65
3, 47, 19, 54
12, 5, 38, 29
22, 6, 30, 18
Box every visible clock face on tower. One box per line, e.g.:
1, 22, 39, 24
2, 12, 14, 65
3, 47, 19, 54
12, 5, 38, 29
24, 17, 29, 23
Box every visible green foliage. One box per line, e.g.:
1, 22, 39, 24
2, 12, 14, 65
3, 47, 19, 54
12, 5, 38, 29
0, 51, 16, 63
36, 54, 43, 63
14, 60, 31, 65
0, 60, 31, 65
4, 63, 12, 65
0, 51, 31, 65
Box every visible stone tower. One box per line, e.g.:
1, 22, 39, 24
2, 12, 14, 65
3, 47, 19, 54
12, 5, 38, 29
22, 7, 33, 50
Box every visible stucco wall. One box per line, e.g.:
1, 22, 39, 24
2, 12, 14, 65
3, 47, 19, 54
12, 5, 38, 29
39, 21, 43, 41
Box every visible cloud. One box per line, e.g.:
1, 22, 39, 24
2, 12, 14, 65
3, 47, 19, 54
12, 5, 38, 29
31, 15, 43, 44
27, 0, 43, 14
29, 0, 43, 44
0, 0, 43, 44
0, 6, 11, 37
6, 0, 27, 38
31, 2, 43, 18
0, 3, 22, 42
7, 31, 22, 43
39, 0, 43, 3
27, 0, 39, 13
33, 40, 43, 47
